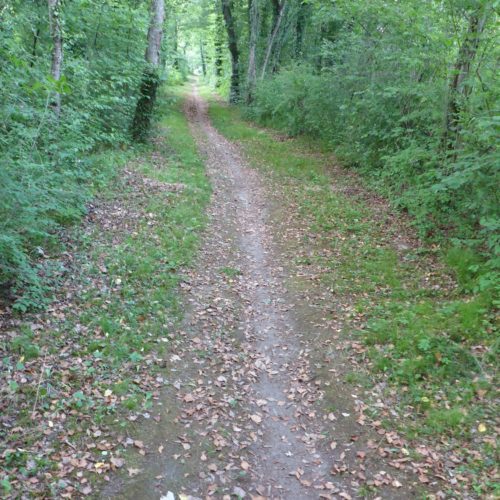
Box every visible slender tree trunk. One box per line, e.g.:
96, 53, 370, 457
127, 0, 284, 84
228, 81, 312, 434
443, 4, 490, 150
294, 1, 307, 59
260, 0, 286, 79
200, 39, 207, 77
221, 0, 240, 103
48, 0, 63, 118
131, 0, 165, 142
173, 17, 179, 69
270, 0, 280, 26
30, 27, 40, 67
246, 0, 259, 103
214, 12, 224, 88
93, 3, 105, 52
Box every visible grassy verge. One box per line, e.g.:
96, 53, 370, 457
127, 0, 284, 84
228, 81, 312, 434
0, 85, 210, 497
207, 98, 498, 495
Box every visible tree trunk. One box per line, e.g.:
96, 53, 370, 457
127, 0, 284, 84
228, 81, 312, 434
294, 1, 307, 59
221, 0, 240, 103
260, 0, 286, 79
93, 3, 105, 53
48, 0, 63, 118
246, 0, 259, 103
214, 11, 224, 88
131, 0, 165, 142
173, 17, 179, 69
443, 4, 490, 150
30, 27, 40, 67
200, 39, 207, 77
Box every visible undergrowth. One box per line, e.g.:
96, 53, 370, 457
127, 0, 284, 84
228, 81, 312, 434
245, 67, 499, 298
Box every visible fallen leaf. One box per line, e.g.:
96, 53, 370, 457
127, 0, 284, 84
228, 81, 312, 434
110, 457, 124, 468
250, 414, 262, 424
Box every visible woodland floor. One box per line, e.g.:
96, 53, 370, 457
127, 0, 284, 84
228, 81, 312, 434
103, 86, 422, 499
0, 85, 497, 499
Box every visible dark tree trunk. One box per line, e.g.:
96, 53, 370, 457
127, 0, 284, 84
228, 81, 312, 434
200, 39, 207, 76
173, 17, 179, 69
246, 0, 259, 103
214, 12, 224, 87
221, 0, 240, 103
30, 27, 40, 67
260, 0, 286, 79
294, 1, 307, 59
131, 0, 165, 142
443, 4, 490, 151
48, 0, 63, 118
93, 3, 104, 52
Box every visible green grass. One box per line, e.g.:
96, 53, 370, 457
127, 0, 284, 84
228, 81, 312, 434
0, 84, 211, 497
220, 266, 242, 277
207, 99, 497, 453
76, 87, 211, 367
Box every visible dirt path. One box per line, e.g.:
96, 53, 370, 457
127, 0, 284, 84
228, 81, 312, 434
103, 87, 420, 499
183, 87, 331, 498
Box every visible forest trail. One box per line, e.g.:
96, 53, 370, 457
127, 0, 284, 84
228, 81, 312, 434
103, 85, 421, 499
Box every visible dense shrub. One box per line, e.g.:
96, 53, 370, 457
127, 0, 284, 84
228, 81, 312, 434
0, 2, 151, 308
247, 1, 498, 290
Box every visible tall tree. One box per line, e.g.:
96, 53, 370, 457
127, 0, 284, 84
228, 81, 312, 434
48, 0, 63, 117
260, 0, 286, 79
443, 2, 491, 150
221, 0, 240, 102
214, 11, 225, 88
246, 0, 259, 103
131, 0, 165, 141
199, 38, 207, 76
294, 0, 308, 59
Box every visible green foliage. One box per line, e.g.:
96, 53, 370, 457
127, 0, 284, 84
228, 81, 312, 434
0, 1, 153, 308
240, 0, 498, 288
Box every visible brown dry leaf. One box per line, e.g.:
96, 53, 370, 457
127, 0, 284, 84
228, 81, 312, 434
110, 457, 124, 468
250, 414, 262, 424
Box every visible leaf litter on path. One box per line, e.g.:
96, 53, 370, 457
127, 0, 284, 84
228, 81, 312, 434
103, 85, 437, 499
